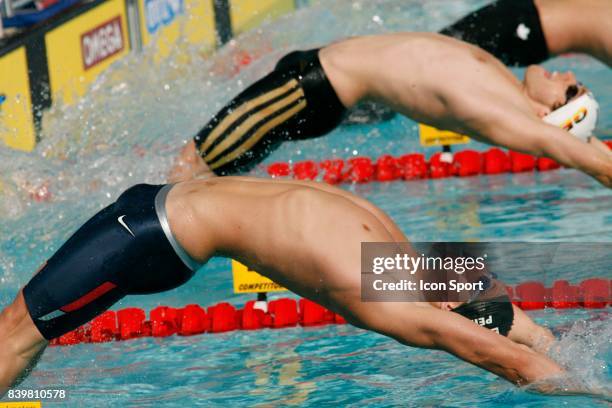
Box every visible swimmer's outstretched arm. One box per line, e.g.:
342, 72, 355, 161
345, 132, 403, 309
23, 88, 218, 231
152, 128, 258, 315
507, 306, 611, 398
477, 109, 612, 188
359, 304, 612, 398
352, 302, 563, 386
507, 305, 554, 353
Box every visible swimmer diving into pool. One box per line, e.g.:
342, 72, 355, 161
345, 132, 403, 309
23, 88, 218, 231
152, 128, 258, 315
0, 177, 602, 396
168, 33, 612, 187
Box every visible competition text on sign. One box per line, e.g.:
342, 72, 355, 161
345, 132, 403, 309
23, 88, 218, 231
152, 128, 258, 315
232, 260, 286, 294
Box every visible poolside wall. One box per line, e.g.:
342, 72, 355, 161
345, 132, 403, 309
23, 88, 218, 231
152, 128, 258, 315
0, 0, 299, 151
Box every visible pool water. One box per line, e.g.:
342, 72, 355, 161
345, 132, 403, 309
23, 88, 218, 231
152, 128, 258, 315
0, 0, 610, 406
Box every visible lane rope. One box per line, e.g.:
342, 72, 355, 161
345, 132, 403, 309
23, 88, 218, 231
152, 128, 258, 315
50, 277, 611, 346
267, 142, 612, 183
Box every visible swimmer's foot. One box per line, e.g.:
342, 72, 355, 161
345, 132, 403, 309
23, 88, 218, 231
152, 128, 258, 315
168, 141, 216, 182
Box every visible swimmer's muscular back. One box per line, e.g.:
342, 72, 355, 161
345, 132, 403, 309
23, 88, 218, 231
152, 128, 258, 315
165, 178, 395, 305
320, 33, 530, 128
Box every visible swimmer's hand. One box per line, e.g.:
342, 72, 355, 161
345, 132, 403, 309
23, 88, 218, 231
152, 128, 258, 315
586, 137, 612, 188
588, 136, 612, 157
593, 173, 612, 189
524, 374, 612, 400
168, 140, 216, 182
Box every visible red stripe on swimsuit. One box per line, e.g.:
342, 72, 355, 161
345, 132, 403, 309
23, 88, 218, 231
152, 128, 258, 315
60, 282, 117, 313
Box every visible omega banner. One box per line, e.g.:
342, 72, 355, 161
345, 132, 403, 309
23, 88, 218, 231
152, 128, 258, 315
45, 0, 130, 106
81, 16, 125, 70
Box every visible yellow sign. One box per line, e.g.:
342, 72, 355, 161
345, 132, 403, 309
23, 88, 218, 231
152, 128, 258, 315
0, 47, 36, 151
230, 0, 295, 34
139, 0, 216, 60
0, 402, 42, 408
231, 260, 286, 293
45, 0, 130, 106
419, 124, 470, 147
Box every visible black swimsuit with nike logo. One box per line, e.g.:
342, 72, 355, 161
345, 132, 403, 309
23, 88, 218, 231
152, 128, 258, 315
23, 184, 195, 340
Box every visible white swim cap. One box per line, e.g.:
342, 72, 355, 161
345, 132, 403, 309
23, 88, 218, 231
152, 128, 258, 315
543, 92, 599, 140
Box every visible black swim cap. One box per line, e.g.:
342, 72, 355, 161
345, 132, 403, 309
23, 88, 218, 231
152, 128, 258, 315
452, 295, 514, 336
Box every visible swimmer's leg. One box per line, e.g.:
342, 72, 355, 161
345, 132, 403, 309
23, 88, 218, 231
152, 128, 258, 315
1, 184, 199, 393
0, 291, 47, 395
439, 0, 549, 66
170, 49, 346, 181
168, 141, 216, 182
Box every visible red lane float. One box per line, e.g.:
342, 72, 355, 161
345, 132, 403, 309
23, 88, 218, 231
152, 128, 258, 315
346, 157, 375, 183
398, 153, 428, 180
428, 152, 452, 179
320, 159, 344, 184
581, 278, 610, 308
509, 151, 536, 173
50, 278, 609, 347
292, 161, 318, 180
483, 148, 510, 174
240, 300, 270, 330
376, 155, 401, 182
451, 150, 481, 177
209, 302, 238, 333
269, 298, 299, 328
537, 157, 561, 172
515, 281, 547, 310
267, 162, 291, 177
264, 144, 604, 184
118, 308, 145, 340
90, 311, 118, 342
551, 280, 580, 309
510, 278, 611, 310
180, 305, 209, 335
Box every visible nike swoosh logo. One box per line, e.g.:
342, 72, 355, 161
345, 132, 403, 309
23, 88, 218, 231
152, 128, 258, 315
117, 215, 135, 237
